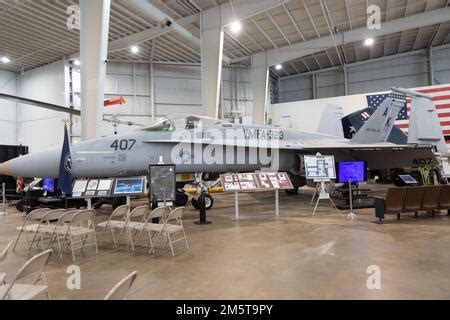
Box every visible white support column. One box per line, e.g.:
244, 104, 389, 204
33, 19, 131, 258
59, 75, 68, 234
80, 0, 111, 140
252, 52, 269, 125
201, 7, 224, 119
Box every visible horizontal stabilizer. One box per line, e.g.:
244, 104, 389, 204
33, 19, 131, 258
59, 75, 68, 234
0, 93, 81, 116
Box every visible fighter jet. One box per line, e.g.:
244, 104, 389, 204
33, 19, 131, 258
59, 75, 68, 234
0, 89, 440, 192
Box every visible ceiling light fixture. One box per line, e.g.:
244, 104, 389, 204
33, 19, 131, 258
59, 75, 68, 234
275, 64, 283, 70
1, 56, 10, 64
130, 45, 139, 54
229, 20, 242, 34
364, 38, 374, 46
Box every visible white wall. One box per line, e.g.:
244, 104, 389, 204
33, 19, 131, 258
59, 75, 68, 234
17, 60, 67, 152
71, 62, 253, 137
0, 69, 17, 145
278, 45, 450, 103
434, 45, 450, 84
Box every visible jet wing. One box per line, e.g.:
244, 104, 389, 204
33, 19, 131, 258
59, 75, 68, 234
144, 138, 425, 150
144, 138, 437, 169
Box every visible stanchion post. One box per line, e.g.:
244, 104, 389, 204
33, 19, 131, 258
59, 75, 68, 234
347, 179, 357, 220
235, 191, 239, 221
275, 189, 279, 217
1, 183, 6, 220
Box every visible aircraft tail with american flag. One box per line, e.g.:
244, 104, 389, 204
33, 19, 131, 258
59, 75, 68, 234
350, 92, 407, 144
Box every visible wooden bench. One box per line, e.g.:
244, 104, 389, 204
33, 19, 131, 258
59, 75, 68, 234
374, 188, 407, 221
374, 185, 450, 222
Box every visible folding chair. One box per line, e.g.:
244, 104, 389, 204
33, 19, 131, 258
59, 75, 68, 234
58, 210, 98, 261
132, 206, 168, 254
41, 210, 79, 254
104, 271, 138, 300
29, 209, 66, 252
162, 207, 189, 256
96, 205, 129, 248
0, 240, 13, 284
116, 205, 149, 253
0, 249, 53, 300
13, 208, 51, 253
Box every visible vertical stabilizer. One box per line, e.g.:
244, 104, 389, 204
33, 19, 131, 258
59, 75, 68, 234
317, 104, 344, 137
408, 96, 447, 154
351, 93, 406, 143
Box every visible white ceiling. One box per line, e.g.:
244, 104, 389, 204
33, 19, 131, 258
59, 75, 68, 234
0, 0, 449, 76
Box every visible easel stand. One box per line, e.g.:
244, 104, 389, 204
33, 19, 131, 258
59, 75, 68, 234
312, 179, 340, 216
347, 179, 357, 220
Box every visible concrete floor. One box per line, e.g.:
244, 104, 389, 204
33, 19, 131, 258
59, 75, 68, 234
1, 184, 450, 300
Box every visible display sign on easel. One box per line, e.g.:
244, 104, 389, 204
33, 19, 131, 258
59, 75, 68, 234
304, 154, 340, 216
304, 155, 336, 180
149, 164, 176, 207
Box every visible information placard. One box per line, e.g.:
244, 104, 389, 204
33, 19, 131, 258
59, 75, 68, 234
220, 172, 294, 191
113, 177, 146, 196
304, 155, 336, 180
72, 178, 114, 198
149, 164, 176, 203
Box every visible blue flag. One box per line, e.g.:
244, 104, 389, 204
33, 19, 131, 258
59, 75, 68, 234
57, 124, 73, 195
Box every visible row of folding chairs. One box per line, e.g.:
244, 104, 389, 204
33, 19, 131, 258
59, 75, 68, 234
97, 205, 189, 256
1, 243, 137, 300
13, 208, 98, 262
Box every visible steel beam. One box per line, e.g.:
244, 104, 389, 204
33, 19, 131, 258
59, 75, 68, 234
252, 52, 270, 124
80, 0, 110, 140
201, 6, 224, 119
232, 7, 450, 66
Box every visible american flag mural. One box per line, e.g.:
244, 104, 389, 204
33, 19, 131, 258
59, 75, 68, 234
366, 85, 450, 145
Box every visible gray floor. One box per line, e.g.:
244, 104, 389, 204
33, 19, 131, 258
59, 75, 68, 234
1, 185, 450, 300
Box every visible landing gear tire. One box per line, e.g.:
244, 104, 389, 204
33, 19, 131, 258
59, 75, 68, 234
175, 191, 189, 206
16, 200, 24, 213
192, 194, 214, 210
285, 188, 299, 195
93, 201, 104, 209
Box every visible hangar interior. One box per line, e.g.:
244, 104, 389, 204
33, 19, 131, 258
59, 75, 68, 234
1, 0, 450, 300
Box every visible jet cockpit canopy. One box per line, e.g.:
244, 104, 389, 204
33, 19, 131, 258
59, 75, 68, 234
142, 114, 226, 131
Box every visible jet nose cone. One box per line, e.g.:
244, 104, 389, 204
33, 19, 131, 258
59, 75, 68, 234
0, 161, 12, 176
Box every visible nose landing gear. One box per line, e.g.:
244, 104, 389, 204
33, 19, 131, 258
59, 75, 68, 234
191, 193, 214, 210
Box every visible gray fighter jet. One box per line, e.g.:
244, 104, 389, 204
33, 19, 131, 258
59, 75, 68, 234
0, 88, 440, 192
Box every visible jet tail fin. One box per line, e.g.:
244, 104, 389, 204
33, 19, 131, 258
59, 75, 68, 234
408, 96, 447, 154
351, 93, 406, 144
317, 104, 344, 137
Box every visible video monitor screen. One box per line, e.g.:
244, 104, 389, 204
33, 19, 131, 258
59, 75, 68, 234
43, 178, 55, 193
398, 175, 418, 184
113, 177, 145, 195
337, 161, 367, 183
